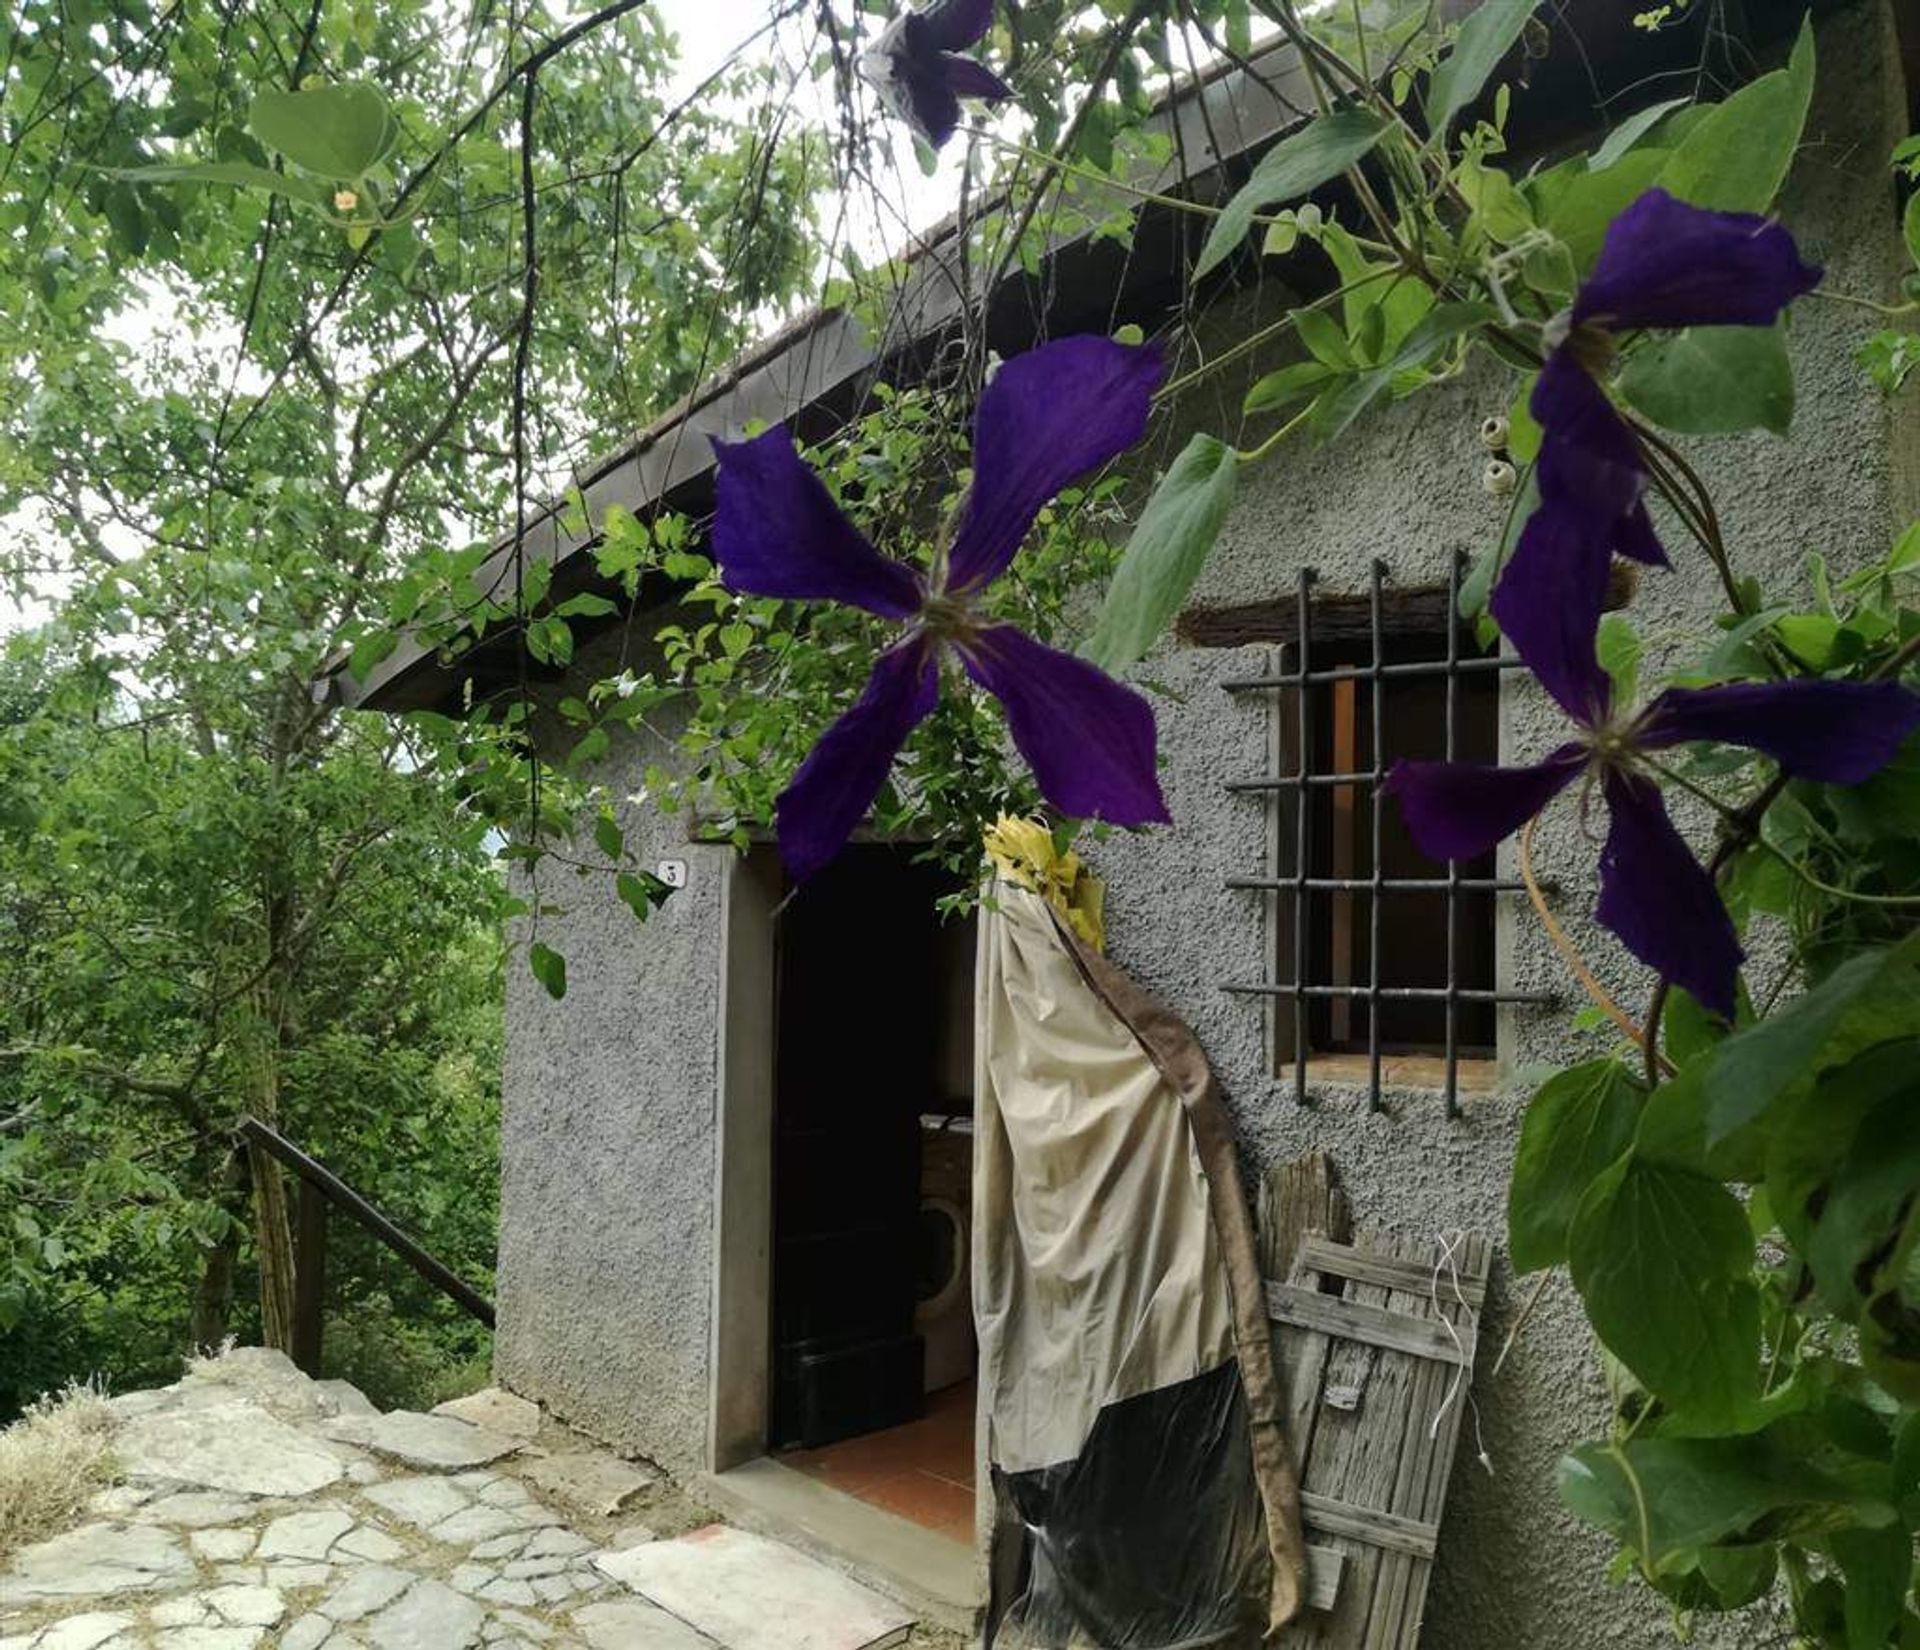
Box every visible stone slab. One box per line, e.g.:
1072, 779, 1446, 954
24, 1613, 135, 1650
315, 1380, 379, 1418
331, 1414, 520, 1472
522, 1454, 652, 1518
116, 1402, 344, 1497
591, 1526, 911, 1650
571, 1598, 717, 1650
257, 1510, 354, 1561
0, 1523, 193, 1606
362, 1579, 484, 1650
431, 1389, 541, 1440
359, 1477, 470, 1531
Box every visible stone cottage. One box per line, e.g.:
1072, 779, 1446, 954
344, 0, 1920, 1642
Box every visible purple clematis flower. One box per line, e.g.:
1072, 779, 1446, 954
710, 335, 1171, 881
1386, 673, 1920, 1019
1383, 186, 1883, 1020
860, 0, 1013, 151
1491, 188, 1824, 716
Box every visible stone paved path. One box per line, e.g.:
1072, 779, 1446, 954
0, 1350, 929, 1650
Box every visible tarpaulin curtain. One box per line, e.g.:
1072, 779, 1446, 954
975, 876, 1306, 1648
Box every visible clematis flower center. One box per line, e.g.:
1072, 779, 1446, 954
1581, 717, 1639, 771
918, 591, 980, 643
1563, 320, 1618, 377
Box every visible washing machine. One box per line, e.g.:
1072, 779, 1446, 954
916, 1114, 975, 1393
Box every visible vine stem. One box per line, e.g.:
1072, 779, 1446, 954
1152, 268, 1397, 403
1518, 818, 1673, 1078
1639, 625, 1920, 1075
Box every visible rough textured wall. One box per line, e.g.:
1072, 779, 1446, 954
1079, 7, 1914, 1648
487, 0, 1914, 1628
495, 633, 731, 1475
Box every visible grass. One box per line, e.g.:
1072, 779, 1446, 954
0, 1381, 118, 1562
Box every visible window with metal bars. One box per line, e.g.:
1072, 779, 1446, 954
1216, 558, 1554, 1114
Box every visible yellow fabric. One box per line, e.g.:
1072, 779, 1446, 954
981, 815, 1105, 952
973, 879, 1234, 1472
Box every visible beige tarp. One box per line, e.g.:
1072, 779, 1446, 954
973, 867, 1307, 1646
974, 879, 1234, 1471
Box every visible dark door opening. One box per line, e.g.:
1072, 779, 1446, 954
769, 845, 977, 1543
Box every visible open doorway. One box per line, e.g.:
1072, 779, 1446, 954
765, 845, 978, 1547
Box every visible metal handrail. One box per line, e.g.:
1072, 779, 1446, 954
238, 1114, 495, 1374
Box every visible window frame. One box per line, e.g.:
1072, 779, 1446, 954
1220, 558, 1554, 1114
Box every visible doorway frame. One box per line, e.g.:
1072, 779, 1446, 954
709, 847, 781, 1473
706, 847, 987, 1629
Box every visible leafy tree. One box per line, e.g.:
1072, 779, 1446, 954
0, 0, 820, 1400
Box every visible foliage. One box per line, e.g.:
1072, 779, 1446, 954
0, 0, 819, 1406
11, 0, 1920, 1634
576, 381, 1136, 887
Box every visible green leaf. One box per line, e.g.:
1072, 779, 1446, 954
1661, 987, 1725, 1068
1084, 434, 1238, 672
111, 159, 332, 207
615, 871, 667, 919
1596, 611, 1641, 704
554, 592, 618, 619
1542, 148, 1670, 274
248, 81, 401, 179
1805, 1085, 1920, 1314
593, 812, 624, 860
528, 941, 567, 1000
1833, 1522, 1913, 1650
1509, 1060, 1644, 1273
1425, 0, 1541, 135
1243, 360, 1333, 415
1693, 1544, 1777, 1610
1568, 1156, 1763, 1425
1704, 932, 1920, 1140
1618, 325, 1796, 436
1561, 1429, 1896, 1559
1656, 18, 1814, 213
1634, 1062, 1767, 1183
1193, 109, 1391, 279
1587, 96, 1691, 171
1309, 303, 1494, 442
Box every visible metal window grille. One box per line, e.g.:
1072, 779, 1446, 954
1220, 556, 1554, 1115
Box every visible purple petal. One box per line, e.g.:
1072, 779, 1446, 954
897, 56, 964, 148
1595, 770, 1742, 1021
945, 337, 1165, 594
957, 623, 1169, 824
776, 638, 940, 881
1574, 189, 1822, 333
939, 53, 1012, 99
1489, 501, 1616, 725
916, 0, 994, 51
863, 8, 1002, 149
710, 426, 922, 618
1384, 748, 1584, 861
1532, 350, 1667, 567
1639, 680, 1920, 785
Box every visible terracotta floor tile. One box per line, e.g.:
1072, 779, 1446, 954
780, 1380, 977, 1542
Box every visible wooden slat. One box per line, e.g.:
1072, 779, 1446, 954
1260, 1157, 1352, 1468
1266, 1282, 1473, 1367
1305, 1544, 1346, 1613
1300, 1492, 1439, 1560
1259, 1156, 1352, 1283
1284, 1231, 1410, 1649
1366, 1231, 1490, 1650
1296, 1235, 1487, 1309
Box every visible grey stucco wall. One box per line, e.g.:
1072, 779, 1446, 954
1081, 7, 1915, 1648
496, 681, 733, 1474
489, 1, 1916, 1638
